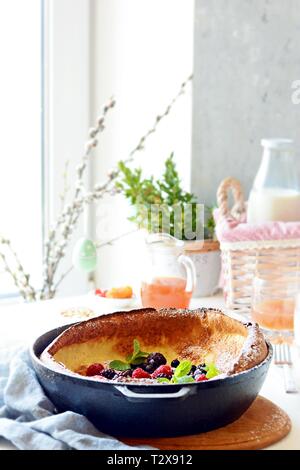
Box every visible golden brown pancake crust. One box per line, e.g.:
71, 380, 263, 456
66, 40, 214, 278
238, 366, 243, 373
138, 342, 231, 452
41, 307, 268, 377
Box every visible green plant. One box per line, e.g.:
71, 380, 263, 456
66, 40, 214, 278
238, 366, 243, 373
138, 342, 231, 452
116, 153, 215, 240
204, 206, 216, 240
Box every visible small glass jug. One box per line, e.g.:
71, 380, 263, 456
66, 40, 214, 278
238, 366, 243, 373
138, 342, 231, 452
247, 139, 300, 223
141, 233, 196, 309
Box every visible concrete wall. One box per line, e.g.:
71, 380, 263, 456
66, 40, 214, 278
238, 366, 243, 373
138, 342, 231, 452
192, 0, 300, 206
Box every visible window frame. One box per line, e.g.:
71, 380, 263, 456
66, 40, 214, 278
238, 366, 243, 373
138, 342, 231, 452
0, 0, 44, 302
1, 0, 91, 302
42, 0, 92, 297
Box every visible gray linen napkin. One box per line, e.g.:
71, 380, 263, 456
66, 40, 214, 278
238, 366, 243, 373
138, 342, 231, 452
0, 348, 153, 450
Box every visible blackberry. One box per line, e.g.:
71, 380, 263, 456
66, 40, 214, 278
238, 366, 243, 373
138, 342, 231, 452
156, 373, 172, 380
100, 368, 117, 380
194, 363, 207, 376
117, 369, 133, 378
143, 363, 155, 373
171, 358, 180, 368
131, 358, 145, 367
144, 352, 167, 373
189, 365, 197, 375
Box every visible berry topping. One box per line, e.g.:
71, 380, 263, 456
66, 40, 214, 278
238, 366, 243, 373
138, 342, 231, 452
171, 358, 180, 368
156, 373, 171, 380
100, 368, 117, 380
143, 363, 155, 373
144, 352, 167, 373
195, 363, 207, 375
152, 365, 173, 379
195, 373, 208, 382
101, 338, 216, 384
86, 363, 104, 376
131, 358, 146, 368
132, 368, 151, 379
117, 369, 133, 378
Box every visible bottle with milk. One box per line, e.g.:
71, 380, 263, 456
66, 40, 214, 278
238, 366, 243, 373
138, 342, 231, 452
247, 139, 300, 223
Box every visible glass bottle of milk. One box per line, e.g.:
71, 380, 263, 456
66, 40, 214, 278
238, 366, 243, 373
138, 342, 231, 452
247, 139, 300, 223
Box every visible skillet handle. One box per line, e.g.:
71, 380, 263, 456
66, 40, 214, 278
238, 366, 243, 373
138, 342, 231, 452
114, 385, 191, 401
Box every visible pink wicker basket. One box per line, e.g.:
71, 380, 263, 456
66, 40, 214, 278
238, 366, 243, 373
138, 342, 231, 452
216, 177, 300, 315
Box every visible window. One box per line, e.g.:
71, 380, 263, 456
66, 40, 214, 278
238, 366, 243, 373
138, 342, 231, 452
0, 0, 43, 297
0, 0, 91, 300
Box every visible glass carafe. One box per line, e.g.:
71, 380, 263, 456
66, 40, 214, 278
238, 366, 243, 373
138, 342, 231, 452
141, 233, 196, 309
247, 139, 300, 223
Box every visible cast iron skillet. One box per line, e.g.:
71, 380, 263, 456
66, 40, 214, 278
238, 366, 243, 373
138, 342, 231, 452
30, 323, 273, 438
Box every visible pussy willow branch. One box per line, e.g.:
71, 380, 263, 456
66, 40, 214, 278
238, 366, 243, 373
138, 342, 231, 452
0, 75, 192, 301
59, 160, 70, 212
0, 238, 37, 301
95, 228, 139, 249
40, 97, 116, 299
52, 75, 193, 293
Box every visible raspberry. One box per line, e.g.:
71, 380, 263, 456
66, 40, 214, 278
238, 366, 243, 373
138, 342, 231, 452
100, 368, 117, 380
86, 363, 104, 376
132, 368, 151, 379
152, 365, 173, 379
195, 374, 208, 382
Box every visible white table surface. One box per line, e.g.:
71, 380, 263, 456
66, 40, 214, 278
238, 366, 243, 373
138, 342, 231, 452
0, 294, 299, 450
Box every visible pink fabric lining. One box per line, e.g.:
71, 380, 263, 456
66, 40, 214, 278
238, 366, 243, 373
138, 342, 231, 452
214, 208, 300, 243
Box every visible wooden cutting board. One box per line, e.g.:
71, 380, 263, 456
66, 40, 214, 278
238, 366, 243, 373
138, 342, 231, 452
122, 396, 291, 450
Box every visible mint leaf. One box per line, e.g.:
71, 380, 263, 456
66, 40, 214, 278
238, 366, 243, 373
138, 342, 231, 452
205, 363, 219, 379
125, 339, 141, 363
133, 339, 140, 355
176, 375, 195, 384
174, 360, 192, 378
157, 378, 170, 383
140, 350, 149, 357
130, 356, 146, 366
135, 351, 149, 359
130, 351, 149, 365
109, 360, 130, 371
125, 339, 149, 365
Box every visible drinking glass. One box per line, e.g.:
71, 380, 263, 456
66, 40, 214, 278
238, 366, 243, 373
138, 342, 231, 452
251, 275, 299, 341
294, 294, 300, 349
